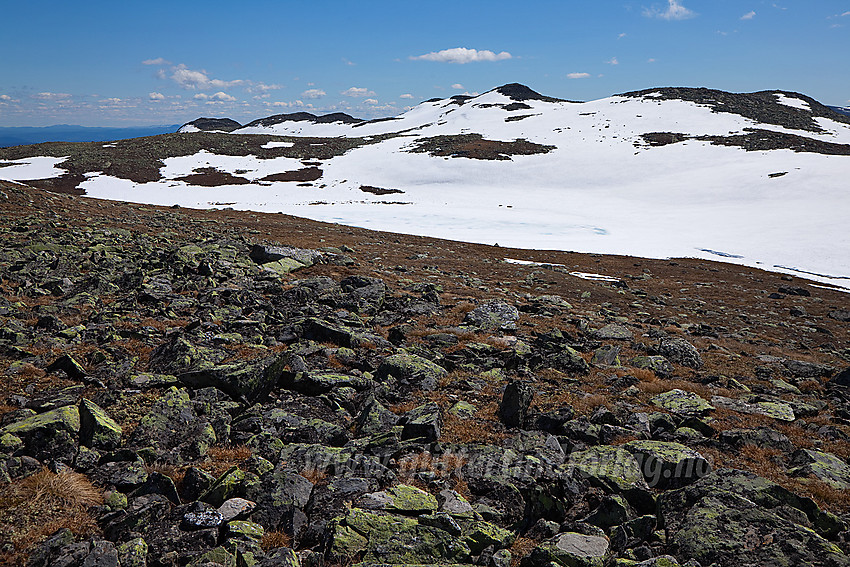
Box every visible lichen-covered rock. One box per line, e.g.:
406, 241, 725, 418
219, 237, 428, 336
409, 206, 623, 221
178, 353, 289, 403
592, 323, 633, 341
711, 395, 795, 422
463, 301, 519, 331
548, 345, 591, 375
376, 352, 448, 390
789, 449, 850, 489
0, 404, 80, 438
651, 389, 714, 416
399, 402, 442, 442
569, 445, 653, 512
357, 484, 439, 515
128, 386, 217, 463
524, 531, 610, 567
659, 468, 847, 561
327, 507, 471, 564
657, 337, 702, 369
116, 537, 148, 567
623, 440, 711, 489
79, 398, 122, 450
629, 356, 674, 378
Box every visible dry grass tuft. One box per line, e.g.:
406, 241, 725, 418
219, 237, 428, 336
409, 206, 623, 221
510, 536, 540, 567
0, 469, 103, 564
202, 444, 253, 478
300, 467, 328, 486
20, 468, 103, 508
261, 529, 292, 551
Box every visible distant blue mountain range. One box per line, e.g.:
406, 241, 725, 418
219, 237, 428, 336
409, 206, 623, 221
0, 124, 181, 148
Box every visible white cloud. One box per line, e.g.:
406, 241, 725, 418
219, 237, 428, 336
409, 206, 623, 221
101, 98, 122, 104
246, 82, 282, 93
0, 94, 12, 102
301, 88, 326, 99
411, 47, 513, 64
451, 83, 464, 90
741, 11, 756, 20
169, 64, 244, 90
363, 98, 379, 105
399, 93, 415, 99
149, 92, 166, 101
643, 0, 696, 20
193, 92, 235, 102
567, 72, 591, 79
268, 100, 313, 109
142, 57, 171, 66
618, 33, 627, 39
648, 58, 657, 63
33, 92, 72, 100
606, 57, 619, 65
341, 87, 376, 98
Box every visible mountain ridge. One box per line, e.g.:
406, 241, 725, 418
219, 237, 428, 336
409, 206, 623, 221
2, 82, 849, 288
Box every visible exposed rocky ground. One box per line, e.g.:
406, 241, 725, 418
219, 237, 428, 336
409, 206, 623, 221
0, 180, 849, 567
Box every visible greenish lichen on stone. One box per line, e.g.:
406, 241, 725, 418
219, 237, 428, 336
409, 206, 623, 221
225, 520, 265, 541
0, 404, 80, 437
189, 546, 236, 567
526, 531, 610, 567
623, 440, 712, 488
117, 537, 148, 567
789, 449, 850, 489
651, 389, 714, 416
79, 397, 123, 449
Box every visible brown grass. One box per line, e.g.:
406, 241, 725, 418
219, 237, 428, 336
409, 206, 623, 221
201, 445, 253, 478
441, 409, 509, 444
0, 469, 103, 565
510, 536, 540, 567
261, 530, 292, 551
300, 467, 328, 486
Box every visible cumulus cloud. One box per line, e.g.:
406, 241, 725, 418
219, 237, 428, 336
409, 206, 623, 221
101, 97, 123, 104
33, 92, 72, 101
169, 64, 244, 90
567, 72, 591, 79
606, 57, 619, 65
399, 93, 415, 99
451, 83, 464, 90
142, 57, 171, 66
149, 92, 166, 101
363, 98, 379, 105
411, 47, 513, 64
246, 82, 282, 93
193, 92, 236, 102
643, 0, 696, 20
741, 11, 756, 20
301, 88, 326, 99
341, 87, 376, 98
268, 100, 313, 109
0, 94, 14, 103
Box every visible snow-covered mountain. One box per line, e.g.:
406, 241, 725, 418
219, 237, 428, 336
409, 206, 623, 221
3, 84, 850, 286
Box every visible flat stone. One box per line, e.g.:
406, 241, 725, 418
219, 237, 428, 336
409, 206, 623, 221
652, 389, 714, 416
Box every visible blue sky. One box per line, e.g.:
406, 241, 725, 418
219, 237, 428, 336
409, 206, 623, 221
1, 0, 848, 126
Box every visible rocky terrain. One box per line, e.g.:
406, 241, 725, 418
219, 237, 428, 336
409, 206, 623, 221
0, 179, 849, 566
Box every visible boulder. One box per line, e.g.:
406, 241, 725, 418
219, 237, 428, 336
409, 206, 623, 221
629, 356, 674, 378
789, 449, 850, 489
399, 402, 442, 442
524, 532, 610, 567
376, 352, 448, 390
569, 445, 653, 512
356, 484, 439, 515
623, 440, 711, 489
463, 301, 519, 331
177, 353, 288, 403
659, 469, 847, 564
651, 389, 714, 416
499, 380, 534, 428
591, 323, 633, 340
79, 398, 122, 450
657, 337, 702, 369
